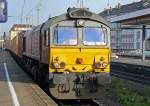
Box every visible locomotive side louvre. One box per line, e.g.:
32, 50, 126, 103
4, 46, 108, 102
23, 24, 49, 64
30, 26, 41, 60
23, 31, 32, 58
23, 25, 41, 61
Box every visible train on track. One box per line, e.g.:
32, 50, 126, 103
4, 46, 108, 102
6, 8, 111, 99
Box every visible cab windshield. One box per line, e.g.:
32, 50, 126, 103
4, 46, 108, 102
54, 27, 77, 45
83, 27, 106, 45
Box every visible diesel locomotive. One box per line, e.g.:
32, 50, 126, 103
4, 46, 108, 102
7, 8, 111, 99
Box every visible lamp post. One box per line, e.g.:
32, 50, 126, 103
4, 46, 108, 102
142, 25, 146, 61
77, 0, 84, 8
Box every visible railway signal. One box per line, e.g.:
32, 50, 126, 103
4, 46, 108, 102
0, 0, 7, 23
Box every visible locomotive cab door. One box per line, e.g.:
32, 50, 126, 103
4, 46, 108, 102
41, 28, 50, 64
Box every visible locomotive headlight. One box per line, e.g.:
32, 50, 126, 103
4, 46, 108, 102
78, 21, 84, 25
94, 62, 101, 69
101, 62, 108, 68
53, 61, 66, 69
60, 62, 66, 68
77, 20, 85, 27
53, 62, 59, 68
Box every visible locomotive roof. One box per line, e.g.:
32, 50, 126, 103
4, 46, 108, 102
9, 24, 32, 32
44, 8, 109, 27
31, 8, 109, 31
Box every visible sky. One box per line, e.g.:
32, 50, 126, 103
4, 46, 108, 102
0, 0, 141, 36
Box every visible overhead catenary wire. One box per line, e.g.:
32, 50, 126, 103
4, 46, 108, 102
25, 0, 43, 25
20, 0, 26, 23
25, 0, 42, 17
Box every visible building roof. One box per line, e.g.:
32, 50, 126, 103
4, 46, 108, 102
0, 40, 4, 42
42, 8, 110, 31
110, 8, 150, 23
99, 0, 150, 17
9, 24, 32, 31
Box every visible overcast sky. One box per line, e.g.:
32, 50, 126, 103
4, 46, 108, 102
0, 0, 141, 36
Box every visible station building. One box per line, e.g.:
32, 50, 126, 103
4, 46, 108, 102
5, 24, 32, 50
9, 24, 32, 40
99, 0, 150, 51
0, 39, 4, 49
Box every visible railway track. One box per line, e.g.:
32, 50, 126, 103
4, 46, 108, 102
92, 99, 107, 106
118, 55, 150, 60
111, 63, 150, 85
57, 99, 106, 106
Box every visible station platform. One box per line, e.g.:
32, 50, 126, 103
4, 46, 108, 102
112, 57, 150, 67
0, 51, 58, 106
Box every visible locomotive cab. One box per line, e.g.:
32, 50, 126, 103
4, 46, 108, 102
46, 8, 111, 99
50, 22, 110, 73
49, 8, 110, 73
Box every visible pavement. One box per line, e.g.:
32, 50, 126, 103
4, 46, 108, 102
0, 51, 58, 106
